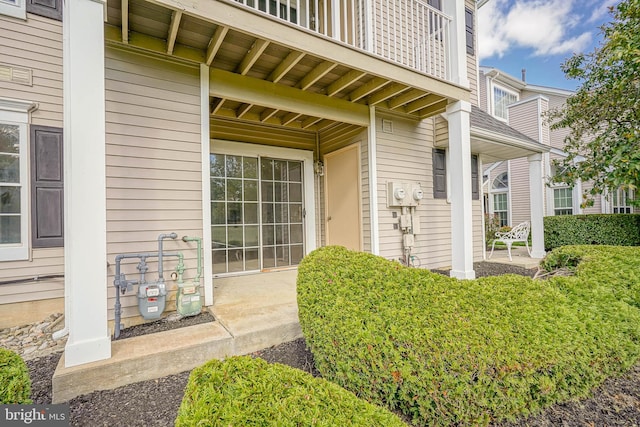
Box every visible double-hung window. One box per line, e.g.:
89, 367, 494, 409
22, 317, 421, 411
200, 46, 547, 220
553, 187, 573, 215
0, 99, 33, 261
612, 188, 634, 213
491, 172, 509, 226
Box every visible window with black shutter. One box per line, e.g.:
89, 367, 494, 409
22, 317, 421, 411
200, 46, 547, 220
471, 154, 479, 200
465, 8, 474, 56
30, 125, 64, 248
433, 148, 447, 199
26, 0, 62, 21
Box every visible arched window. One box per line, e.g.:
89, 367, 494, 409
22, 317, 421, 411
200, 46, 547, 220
492, 172, 508, 190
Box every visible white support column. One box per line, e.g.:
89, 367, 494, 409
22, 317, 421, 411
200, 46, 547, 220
368, 106, 380, 255
528, 154, 546, 259
63, 0, 110, 367
200, 64, 214, 306
448, 101, 475, 279
442, 0, 470, 88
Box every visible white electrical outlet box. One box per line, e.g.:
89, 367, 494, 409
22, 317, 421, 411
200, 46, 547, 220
402, 233, 415, 248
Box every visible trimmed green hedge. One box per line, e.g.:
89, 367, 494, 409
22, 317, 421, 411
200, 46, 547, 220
544, 213, 640, 250
297, 246, 640, 426
0, 348, 32, 404
175, 356, 406, 426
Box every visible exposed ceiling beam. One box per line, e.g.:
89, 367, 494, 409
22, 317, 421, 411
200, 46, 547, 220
214, 108, 284, 127
302, 116, 323, 129
405, 94, 443, 114
237, 103, 253, 119
211, 98, 225, 115
237, 39, 270, 75
388, 89, 426, 110
326, 69, 366, 97
314, 119, 336, 132
210, 68, 369, 126
298, 61, 337, 90
418, 100, 448, 118
105, 25, 205, 62
269, 51, 305, 83
167, 10, 183, 55
260, 108, 279, 122
367, 83, 408, 106
348, 77, 389, 102
205, 26, 228, 66
121, 0, 129, 44
282, 112, 302, 126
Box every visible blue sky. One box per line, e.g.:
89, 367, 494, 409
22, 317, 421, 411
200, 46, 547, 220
477, 0, 620, 90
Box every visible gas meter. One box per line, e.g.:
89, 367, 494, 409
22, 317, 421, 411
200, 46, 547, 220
138, 282, 167, 320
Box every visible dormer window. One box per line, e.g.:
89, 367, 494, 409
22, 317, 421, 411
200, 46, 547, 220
493, 86, 518, 120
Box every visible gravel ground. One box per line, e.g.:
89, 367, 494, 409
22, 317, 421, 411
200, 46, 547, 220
26, 261, 640, 426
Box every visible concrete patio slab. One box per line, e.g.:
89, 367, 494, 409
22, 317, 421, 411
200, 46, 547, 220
52, 269, 301, 403
485, 246, 543, 269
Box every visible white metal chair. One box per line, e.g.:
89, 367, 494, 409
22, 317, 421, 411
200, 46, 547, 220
488, 221, 531, 261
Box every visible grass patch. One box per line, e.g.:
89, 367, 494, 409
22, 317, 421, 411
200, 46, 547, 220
297, 245, 640, 426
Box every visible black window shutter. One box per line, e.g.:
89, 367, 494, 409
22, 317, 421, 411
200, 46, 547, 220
465, 8, 474, 56
26, 0, 62, 21
471, 155, 479, 200
433, 148, 447, 199
30, 125, 64, 248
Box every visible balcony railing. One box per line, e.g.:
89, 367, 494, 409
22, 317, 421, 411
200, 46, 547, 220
232, 0, 452, 81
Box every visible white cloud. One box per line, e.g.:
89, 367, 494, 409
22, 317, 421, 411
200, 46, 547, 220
587, 0, 617, 23
478, 0, 594, 60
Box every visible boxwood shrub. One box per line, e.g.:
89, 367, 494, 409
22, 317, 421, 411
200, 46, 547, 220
297, 246, 640, 426
544, 213, 640, 250
175, 356, 406, 426
0, 348, 32, 404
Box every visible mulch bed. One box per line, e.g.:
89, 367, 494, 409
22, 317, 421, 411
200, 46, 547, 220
27, 261, 640, 426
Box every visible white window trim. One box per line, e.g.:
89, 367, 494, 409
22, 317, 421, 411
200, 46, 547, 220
491, 83, 519, 122
210, 139, 317, 266
0, 0, 26, 20
0, 98, 37, 261
552, 186, 574, 216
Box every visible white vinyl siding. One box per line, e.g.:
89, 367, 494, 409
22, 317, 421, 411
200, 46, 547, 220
105, 47, 203, 325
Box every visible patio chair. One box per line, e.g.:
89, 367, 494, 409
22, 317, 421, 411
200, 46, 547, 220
488, 221, 531, 262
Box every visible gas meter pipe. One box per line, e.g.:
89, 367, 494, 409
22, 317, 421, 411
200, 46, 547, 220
182, 236, 202, 284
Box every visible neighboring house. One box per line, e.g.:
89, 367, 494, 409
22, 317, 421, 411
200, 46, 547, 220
479, 66, 636, 227
0, 0, 548, 367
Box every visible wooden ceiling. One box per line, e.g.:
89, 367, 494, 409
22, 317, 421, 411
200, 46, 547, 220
105, 0, 464, 132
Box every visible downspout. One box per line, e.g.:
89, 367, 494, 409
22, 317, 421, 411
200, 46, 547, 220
368, 105, 380, 254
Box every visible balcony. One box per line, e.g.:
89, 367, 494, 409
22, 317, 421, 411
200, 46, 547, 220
232, 0, 452, 81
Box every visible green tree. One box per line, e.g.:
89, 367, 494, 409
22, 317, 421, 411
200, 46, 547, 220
548, 0, 640, 206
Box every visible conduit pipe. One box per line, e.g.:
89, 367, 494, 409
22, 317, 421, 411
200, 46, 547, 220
112, 250, 184, 339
